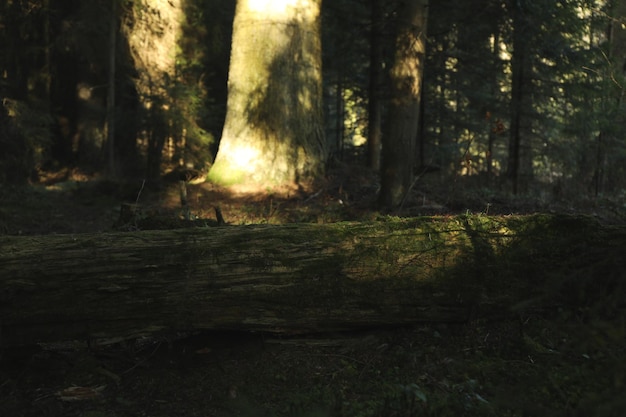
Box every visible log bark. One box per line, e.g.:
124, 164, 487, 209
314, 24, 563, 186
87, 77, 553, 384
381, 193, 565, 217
1, 215, 624, 347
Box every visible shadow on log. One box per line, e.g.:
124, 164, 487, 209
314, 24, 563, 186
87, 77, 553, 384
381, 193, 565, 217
1, 214, 625, 347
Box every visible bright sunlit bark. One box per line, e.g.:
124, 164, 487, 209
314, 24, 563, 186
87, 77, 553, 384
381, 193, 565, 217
209, 0, 326, 186
125, 0, 182, 98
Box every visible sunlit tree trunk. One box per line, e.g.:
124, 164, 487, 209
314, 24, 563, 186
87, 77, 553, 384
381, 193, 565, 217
123, 0, 183, 181
379, 0, 428, 208
208, 0, 326, 186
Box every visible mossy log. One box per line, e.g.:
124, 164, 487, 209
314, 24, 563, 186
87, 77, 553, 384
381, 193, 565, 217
1, 215, 624, 347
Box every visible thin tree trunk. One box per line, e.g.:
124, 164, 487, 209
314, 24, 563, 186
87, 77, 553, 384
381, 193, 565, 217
367, 0, 383, 171
594, 0, 626, 195
486, 30, 500, 183
417, 88, 426, 168
508, 1, 526, 195
106, 0, 117, 178
336, 75, 344, 160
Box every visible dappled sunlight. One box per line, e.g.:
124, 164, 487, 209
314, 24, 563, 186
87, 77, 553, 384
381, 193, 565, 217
210, 0, 324, 186
125, 0, 182, 93
229, 143, 260, 169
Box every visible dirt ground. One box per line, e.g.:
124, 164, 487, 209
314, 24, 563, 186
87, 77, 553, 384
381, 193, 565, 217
1, 169, 625, 416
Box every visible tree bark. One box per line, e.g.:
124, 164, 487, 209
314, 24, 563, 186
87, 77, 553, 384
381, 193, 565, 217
367, 0, 384, 172
594, 0, 626, 195
208, 0, 326, 186
123, 0, 183, 181
1, 215, 623, 347
379, 0, 428, 208
106, 0, 117, 178
507, 0, 527, 195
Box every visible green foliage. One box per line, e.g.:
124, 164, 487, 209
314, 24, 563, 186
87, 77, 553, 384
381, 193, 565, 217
0, 0, 234, 180
322, 0, 372, 155
423, 0, 626, 195
152, 0, 236, 173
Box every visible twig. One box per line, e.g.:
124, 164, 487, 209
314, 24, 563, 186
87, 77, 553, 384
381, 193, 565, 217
304, 188, 324, 203
135, 179, 146, 205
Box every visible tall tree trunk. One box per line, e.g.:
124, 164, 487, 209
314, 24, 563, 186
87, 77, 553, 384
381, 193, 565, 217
367, 0, 383, 171
507, 0, 527, 195
609, 0, 626, 101
123, 0, 183, 181
379, 0, 428, 208
5, 0, 28, 100
487, 29, 501, 183
594, 0, 626, 195
106, 0, 117, 178
335, 75, 345, 159
209, 0, 326, 187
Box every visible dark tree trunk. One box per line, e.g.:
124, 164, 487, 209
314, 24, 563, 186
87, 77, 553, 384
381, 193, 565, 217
379, 0, 428, 208
508, 1, 527, 195
146, 106, 168, 182
106, 0, 117, 178
486, 30, 501, 183
367, 0, 384, 171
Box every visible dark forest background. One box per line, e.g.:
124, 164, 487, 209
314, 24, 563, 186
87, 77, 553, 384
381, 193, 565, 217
1, 0, 625, 201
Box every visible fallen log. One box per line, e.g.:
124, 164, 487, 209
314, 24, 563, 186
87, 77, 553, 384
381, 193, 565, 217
1, 214, 624, 347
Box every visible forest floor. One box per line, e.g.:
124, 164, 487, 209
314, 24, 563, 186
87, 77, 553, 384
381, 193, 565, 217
1, 165, 626, 417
